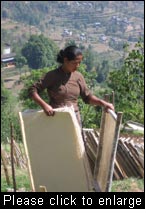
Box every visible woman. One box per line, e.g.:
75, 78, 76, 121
28, 45, 114, 126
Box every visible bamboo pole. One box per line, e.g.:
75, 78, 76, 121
10, 123, 17, 192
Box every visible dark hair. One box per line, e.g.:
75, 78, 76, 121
57, 45, 82, 64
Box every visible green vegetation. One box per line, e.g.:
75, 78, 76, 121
111, 177, 144, 192
107, 40, 144, 123
1, 167, 31, 192
121, 129, 144, 137
1, 167, 144, 192
1, 1, 49, 26
22, 34, 59, 69
19, 66, 56, 110
1, 79, 22, 143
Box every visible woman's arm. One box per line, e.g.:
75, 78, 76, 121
31, 92, 54, 116
88, 95, 115, 112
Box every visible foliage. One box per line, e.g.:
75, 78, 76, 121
1, 167, 31, 192
111, 177, 144, 192
78, 64, 102, 128
21, 34, 59, 69
64, 40, 77, 47
1, 1, 50, 26
109, 40, 126, 51
107, 40, 144, 123
1, 80, 21, 143
15, 55, 27, 68
83, 45, 95, 72
19, 66, 57, 110
96, 60, 110, 83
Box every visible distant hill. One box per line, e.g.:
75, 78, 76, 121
1, 1, 144, 27
1, 1, 144, 58
1, 1, 51, 25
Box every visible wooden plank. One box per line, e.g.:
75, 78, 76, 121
19, 107, 93, 192
119, 142, 140, 177
117, 142, 138, 177
115, 145, 129, 178
113, 159, 126, 180
94, 110, 123, 192
124, 141, 144, 177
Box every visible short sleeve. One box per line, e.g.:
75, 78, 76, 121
28, 70, 55, 98
28, 78, 45, 98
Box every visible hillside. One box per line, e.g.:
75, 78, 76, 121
1, 1, 144, 56
1, 1, 144, 102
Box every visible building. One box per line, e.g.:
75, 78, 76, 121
1, 43, 16, 68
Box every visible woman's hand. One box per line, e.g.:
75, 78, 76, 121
88, 95, 115, 112
104, 102, 115, 113
42, 103, 55, 116
30, 92, 55, 116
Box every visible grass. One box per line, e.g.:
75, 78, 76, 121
120, 129, 144, 138
1, 167, 31, 192
111, 177, 144, 192
1, 166, 144, 192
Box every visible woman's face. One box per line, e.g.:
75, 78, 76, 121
64, 55, 83, 72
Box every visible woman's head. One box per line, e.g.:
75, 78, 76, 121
57, 46, 83, 72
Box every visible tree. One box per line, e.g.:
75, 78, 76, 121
19, 66, 55, 110
76, 64, 101, 128
15, 55, 27, 68
83, 45, 95, 72
2, 9, 8, 19
96, 60, 109, 83
107, 40, 144, 123
22, 34, 58, 69
65, 40, 77, 47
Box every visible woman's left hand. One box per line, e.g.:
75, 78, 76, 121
104, 102, 115, 112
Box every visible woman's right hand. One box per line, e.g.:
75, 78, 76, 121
42, 103, 55, 116
30, 92, 55, 116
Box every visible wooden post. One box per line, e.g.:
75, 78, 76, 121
10, 123, 17, 192
111, 91, 115, 106
104, 94, 110, 102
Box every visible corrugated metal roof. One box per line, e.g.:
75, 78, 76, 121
1, 53, 16, 60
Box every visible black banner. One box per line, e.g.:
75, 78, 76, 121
0, 192, 145, 209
